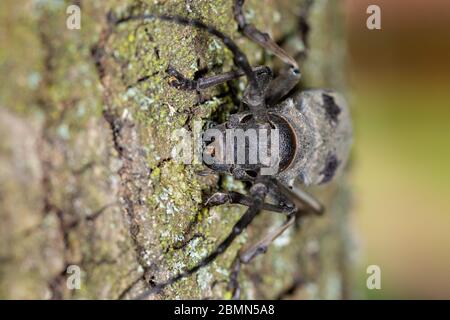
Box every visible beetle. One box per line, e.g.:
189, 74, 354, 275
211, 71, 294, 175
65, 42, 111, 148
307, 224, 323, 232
114, 0, 352, 299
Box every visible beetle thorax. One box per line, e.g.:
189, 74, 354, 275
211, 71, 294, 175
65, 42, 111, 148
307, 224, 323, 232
202, 113, 297, 178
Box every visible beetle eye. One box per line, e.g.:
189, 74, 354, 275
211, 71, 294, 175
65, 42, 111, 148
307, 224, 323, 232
240, 114, 252, 123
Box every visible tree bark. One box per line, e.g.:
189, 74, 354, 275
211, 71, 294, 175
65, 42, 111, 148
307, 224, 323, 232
0, 0, 350, 299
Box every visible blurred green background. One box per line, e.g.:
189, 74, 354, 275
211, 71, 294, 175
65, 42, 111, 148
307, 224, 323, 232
345, 0, 450, 299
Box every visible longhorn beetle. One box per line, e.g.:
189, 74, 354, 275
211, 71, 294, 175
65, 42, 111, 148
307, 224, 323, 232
114, 0, 352, 299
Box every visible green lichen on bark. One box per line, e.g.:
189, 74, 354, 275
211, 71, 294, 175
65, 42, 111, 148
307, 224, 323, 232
0, 0, 351, 299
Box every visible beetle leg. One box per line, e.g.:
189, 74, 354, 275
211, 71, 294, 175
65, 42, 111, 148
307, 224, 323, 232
133, 181, 268, 300
229, 214, 296, 299
205, 191, 293, 214
276, 181, 324, 215
167, 65, 270, 91
227, 180, 323, 298
115, 13, 268, 120
234, 0, 298, 69
265, 66, 302, 106
233, 0, 301, 105
167, 63, 274, 120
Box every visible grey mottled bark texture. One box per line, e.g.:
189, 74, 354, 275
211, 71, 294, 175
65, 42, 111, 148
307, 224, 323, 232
0, 0, 351, 299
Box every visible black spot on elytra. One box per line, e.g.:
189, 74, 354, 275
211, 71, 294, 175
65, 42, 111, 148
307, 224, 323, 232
320, 153, 340, 184
322, 94, 341, 124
